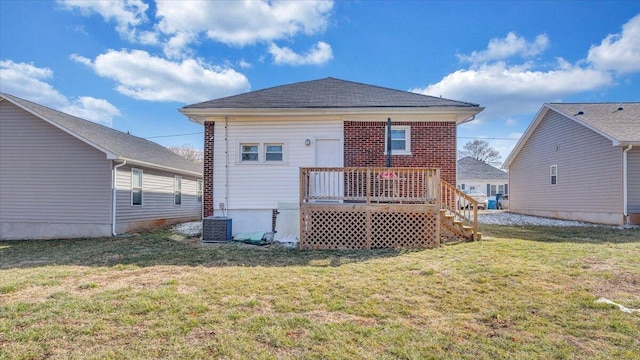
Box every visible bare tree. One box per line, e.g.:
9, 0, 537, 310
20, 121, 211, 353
168, 144, 203, 166
458, 140, 501, 166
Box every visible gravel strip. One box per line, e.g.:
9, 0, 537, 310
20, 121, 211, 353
478, 212, 598, 227
172, 221, 202, 237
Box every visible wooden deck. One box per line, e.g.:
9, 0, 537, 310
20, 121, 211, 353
299, 167, 479, 249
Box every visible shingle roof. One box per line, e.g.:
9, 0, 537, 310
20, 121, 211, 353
183, 77, 480, 109
547, 102, 640, 144
1, 93, 202, 175
457, 156, 508, 180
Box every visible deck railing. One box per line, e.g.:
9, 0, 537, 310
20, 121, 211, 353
300, 167, 440, 205
440, 180, 479, 241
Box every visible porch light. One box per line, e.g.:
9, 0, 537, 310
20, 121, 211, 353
305, 139, 311, 146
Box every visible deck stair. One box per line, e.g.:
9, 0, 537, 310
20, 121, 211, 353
440, 209, 481, 241
439, 180, 481, 242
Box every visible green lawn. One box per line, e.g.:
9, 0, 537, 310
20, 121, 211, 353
1, 225, 639, 359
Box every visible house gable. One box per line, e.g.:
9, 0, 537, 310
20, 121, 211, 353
507, 106, 624, 224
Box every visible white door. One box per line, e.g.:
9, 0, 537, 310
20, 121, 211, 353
311, 139, 343, 201
316, 139, 342, 167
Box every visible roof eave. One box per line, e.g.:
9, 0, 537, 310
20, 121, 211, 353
117, 157, 203, 177
180, 106, 484, 125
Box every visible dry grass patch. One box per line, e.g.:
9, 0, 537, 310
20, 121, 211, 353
1, 226, 639, 359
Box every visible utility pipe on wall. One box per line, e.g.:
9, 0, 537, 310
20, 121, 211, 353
112, 160, 126, 236
224, 116, 229, 216
623, 145, 633, 224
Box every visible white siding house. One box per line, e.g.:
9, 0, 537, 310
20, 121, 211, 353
504, 103, 640, 225
0, 93, 202, 240
211, 118, 343, 234
457, 156, 508, 197
181, 78, 484, 240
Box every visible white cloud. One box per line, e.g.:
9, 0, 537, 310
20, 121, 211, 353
0, 60, 120, 126
269, 41, 333, 65
457, 32, 549, 64
588, 13, 640, 74
156, 0, 333, 47
59, 0, 335, 61
505, 118, 517, 127
72, 49, 250, 103
61, 97, 121, 126
412, 60, 612, 120
57, 0, 149, 42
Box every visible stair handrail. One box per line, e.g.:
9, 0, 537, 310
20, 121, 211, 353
440, 180, 479, 241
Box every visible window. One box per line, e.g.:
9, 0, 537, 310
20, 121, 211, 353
241, 144, 259, 162
550, 165, 557, 185
490, 185, 497, 196
498, 184, 505, 194
196, 179, 203, 203
174, 176, 182, 205
239, 142, 286, 163
265, 144, 283, 162
385, 125, 411, 155
131, 168, 143, 206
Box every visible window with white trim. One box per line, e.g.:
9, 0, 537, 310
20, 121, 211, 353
265, 144, 283, 162
385, 125, 411, 155
550, 165, 557, 185
131, 168, 143, 206
490, 185, 497, 196
239, 142, 286, 163
196, 179, 203, 203
241, 144, 259, 162
174, 175, 182, 205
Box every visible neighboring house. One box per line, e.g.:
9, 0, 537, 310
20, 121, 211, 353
504, 102, 640, 225
457, 156, 508, 197
180, 77, 483, 239
0, 93, 203, 240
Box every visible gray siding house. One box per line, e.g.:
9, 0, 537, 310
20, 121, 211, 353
457, 156, 508, 197
503, 103, 640, 225
0, 93, 203, 240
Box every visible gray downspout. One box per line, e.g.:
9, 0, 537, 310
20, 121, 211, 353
112, 160, 126, 235
623, 145, 633, 225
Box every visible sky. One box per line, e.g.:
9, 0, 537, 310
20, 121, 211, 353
1, 0, 639, 166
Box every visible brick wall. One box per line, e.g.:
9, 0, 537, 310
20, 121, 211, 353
344, 121, 457, 185
203, 121, 215, 217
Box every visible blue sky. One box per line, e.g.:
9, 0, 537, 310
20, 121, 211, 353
1, 0, 639, 164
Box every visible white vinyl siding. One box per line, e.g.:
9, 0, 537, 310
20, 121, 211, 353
0, 101, 112, 227
213, 119, 343, 210
509, 110, 623, 217
115, 165, 200, 223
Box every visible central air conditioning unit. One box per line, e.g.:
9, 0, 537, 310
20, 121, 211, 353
202, 216, 232, 243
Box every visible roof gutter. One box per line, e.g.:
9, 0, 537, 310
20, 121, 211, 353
112, 160, 127, 236
118, 157, 202, 177
623, 145, 633, 224
180, 106, 484, 125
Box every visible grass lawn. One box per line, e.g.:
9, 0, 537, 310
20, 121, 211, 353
1, 224, 639, 359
